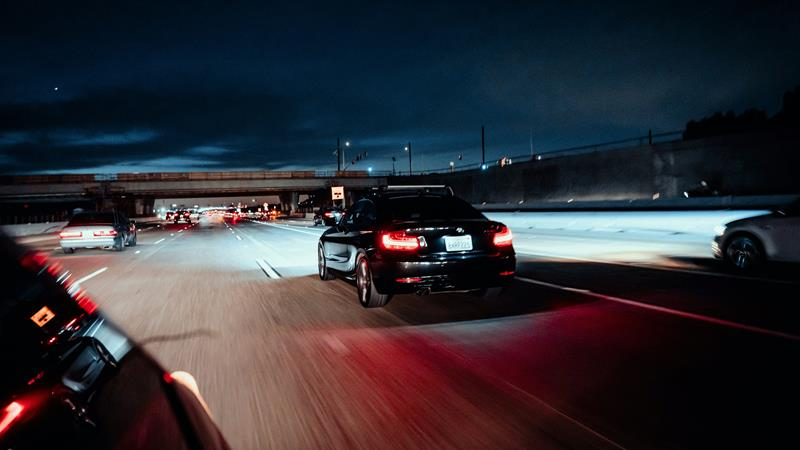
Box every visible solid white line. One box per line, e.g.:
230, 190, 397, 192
254, 221, 323, 236
154, 238, 166, 244
516, 251, 796, 285
75, 267, 108, 285
256, 258, 281, 279
515, 276, 799, 341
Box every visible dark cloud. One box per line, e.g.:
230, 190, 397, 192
1, 1, 799, 173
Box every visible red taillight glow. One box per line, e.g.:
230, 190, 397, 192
0, 401, 24, 436
74, 291, 98, 315
93, 230, 117, 237
396, 277, 423, 283
380, 231, 420, 251
499, 270, 515, 276
324, 212, 334, 218
59, 231, 82, 239
493, 226, 513, 247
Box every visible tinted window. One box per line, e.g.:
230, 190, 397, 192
383, 196, 485, 221
68, 212, 115, 225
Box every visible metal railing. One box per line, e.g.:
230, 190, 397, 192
402, 130, 683, 175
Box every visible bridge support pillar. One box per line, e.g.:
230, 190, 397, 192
278, 192, 299, 213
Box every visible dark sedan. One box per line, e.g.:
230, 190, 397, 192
317, 186, 516, 307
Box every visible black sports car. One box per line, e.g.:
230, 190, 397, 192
317, 186, 516, 307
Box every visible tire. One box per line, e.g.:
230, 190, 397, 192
113, 238, 124, 252
724, 233, 764, 270
63, 247, 75, 254
318, 243, 335, 280
356, 255, 392, 308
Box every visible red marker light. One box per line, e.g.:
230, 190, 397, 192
492, 225, 513, 247
499, 270, 515, 276
396, 277, 423, 283
380, 231, 420, 251
0, 401, 24, 436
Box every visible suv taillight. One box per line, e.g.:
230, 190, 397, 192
59, 231, 82, 239
380, 231, 421, 251
93, 230, 117, 237
492, 225, 513, 247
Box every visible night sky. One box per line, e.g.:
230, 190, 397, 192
1, 1, 798, 174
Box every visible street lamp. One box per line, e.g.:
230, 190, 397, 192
335, 138, 352, 172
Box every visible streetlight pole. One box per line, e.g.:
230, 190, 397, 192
336, 137, 341, 171
406, 142, 412, 175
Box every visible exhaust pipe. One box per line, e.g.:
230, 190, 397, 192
415, 287, 431, 296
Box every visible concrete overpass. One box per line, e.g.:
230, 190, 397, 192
0, 170, 387, 216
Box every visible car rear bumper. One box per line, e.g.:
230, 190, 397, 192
60, 237, 117, 248
371, 254, 516, 294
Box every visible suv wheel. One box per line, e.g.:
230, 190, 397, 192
318, 243, 335, 280
356, 255, 391, 308
63, 247, 75, 254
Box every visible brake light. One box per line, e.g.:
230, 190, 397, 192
93, 230, 117, 237
324, 212, 334, 218
396, 277, 423, 283
380, 231, 420, 251
59, 230, 82, 239
493, 225, 513, 247
74, 290, 98, 315
0, 401, 24, 436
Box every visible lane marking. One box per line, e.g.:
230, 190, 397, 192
135, 250, 141, 254
74, 267, 108, 285
515, 276, 800, 341
256, 258, 281, 279
154, 238, 166, 244
235, 235, 242, 241
253, 221, 323, 236
516, 251, 797, 285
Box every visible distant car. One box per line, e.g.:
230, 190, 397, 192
317, 186, 516, 307
712, 199, 800, 269
164, 210, 176, 221
172, 209, 193, 224
0, 232, 230, 449
59, 211, 136, 254
313, 207, 344, 226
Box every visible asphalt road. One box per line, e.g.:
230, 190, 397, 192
18, 215, 800, 449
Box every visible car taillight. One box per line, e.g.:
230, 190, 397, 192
0, 401, 24, 436
59, 230, 82, 239
93, 230, 117, 237
324, 212, 334, 218
380, 231, 420, 251
493, 225, 513, 247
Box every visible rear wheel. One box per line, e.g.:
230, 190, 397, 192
62, 247, 75, 254
724, 234, 763, 270
318, 243, 335, 280
356, 255, 391, 308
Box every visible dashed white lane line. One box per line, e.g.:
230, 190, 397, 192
255, 258, 281, 279
515, 276, 800, 341
135, 250, 141, 254
74, 267, 108, 285
235, 235, 242, 241
154, 238, 166, 244
253, 221, 323, 236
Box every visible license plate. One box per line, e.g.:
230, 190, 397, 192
444, 235, 473, 251
31, 306, 56, 327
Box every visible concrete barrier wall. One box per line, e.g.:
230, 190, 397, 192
391, 131, 800, 204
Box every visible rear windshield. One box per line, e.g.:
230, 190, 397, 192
384, 196, 485, 221
68, 212, 114, 225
